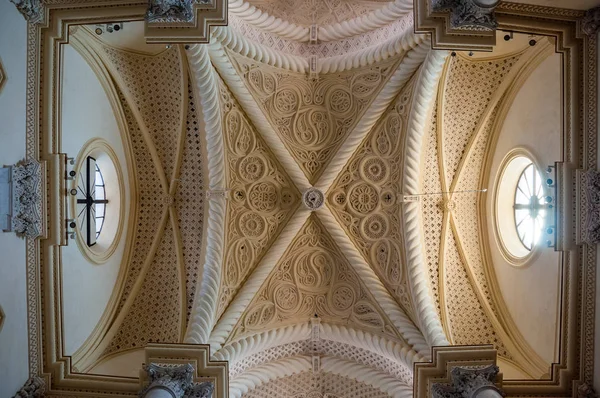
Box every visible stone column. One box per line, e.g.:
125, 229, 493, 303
432, 365, 503, 398
140, 363, 214, 398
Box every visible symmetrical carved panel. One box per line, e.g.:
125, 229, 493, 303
230, 215, 402, 342
328, 75, 416, 320
229, 52, 399, 184
218, 79, 301, 316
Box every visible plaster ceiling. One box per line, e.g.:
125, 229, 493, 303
69, 1, 564, 395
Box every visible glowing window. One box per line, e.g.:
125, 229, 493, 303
76, 156, 109, 246
513, 163, 548, 251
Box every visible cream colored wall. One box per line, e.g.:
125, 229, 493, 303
486, 54, 562, 367
88, 348, 144, 378
0, 4, 30, 397
60, 44, 130, 355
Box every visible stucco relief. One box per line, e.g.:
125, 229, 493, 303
327, 75, 416, 320
229, 52, 399, 184
218, 80, 301, 317
230, 215, 402, 342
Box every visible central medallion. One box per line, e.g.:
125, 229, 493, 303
302, 187, 325, 211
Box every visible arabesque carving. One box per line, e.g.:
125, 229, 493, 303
229, 52, 399, 184
231, 215, 402, 342
218, 80, 301, 317
328, 76, 416, 319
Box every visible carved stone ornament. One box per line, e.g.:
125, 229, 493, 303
431, 0, 499, 30
302, 188, 324, 211
146, 0, 194, 23
582, 7, 600, 36
140, 363, 214, 398
9, 0, 44, 24
583, 169, 600, 244
12, 376, 45, 398
12, 159, 43, 239
432, 365, 503, 398
578, 383, 598, 398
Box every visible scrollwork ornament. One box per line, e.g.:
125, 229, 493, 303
12, 376, 45, 398
11, 159, 42, 239
582, 7, 600, 36
146, 0, 194, 23
9, 0, 43, 24
431, 0, 499, 30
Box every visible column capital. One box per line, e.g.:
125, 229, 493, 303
431, 0, 500, 31
432, 365, 503, 398
9, 0, 44, 24
12, 376, 45, 398
582, 7, 600, 36
141, 363, 194, 397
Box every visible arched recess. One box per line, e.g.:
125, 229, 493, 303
61, 29, 137, 370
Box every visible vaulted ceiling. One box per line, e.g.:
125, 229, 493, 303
67, 1, 561, 395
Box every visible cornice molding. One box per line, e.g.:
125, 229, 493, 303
320, 356, 413, 398
317, 206, 430, 359
229, 356, 312, 398
184, 44, 227, 345
401, 48, 449, 348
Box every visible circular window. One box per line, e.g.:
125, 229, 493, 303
493, 150, 549, 265
70, 139, 125, 264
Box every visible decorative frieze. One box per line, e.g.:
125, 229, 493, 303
582, 7, 600, 36
9, 0, 44, 24
582, 169, 600, 244
12, 376, 45, 398
431, 0, 499, 30
2, 159, 44, 239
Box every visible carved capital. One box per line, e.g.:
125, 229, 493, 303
140, 363, 215, 398
12, 376, 45, 398
11, 159, 43, 239
578, 383, 598, 398
582, 7, 600, 36
146, 0, 194, 23
9, 0, 44, 24
582, 169, 600, 244
432, 365, 503, 398
432, 0, 499, 30
184, 382, 214, 398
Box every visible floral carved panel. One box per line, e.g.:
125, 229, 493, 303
229, 51, 399, 184
230, 214, 403, 342
218, 80, 301, 317
327, 75, 416, 321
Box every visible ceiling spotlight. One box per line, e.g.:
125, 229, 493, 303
468, 51, 474, 56
451, 51, 456, 57
95, 27, 103, 35
529, 39, 537, 46
113, 24, 121, 31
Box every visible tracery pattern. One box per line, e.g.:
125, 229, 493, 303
246, 0, 390, 26
230, 215, 401, 341
229, 52, 399, 184
328, 75, 416, 320
218, 79, 301, 317
243, 371, 390, 398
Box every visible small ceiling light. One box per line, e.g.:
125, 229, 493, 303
451, 51, 456, 57
113, 24, 121, 31
95, 27, 103, 35
529, 39, 537, 46
468, 51, 474, 56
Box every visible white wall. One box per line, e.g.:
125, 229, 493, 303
60, 44, 130, 356
0, 3, 31, 396
486, 54, 562, 367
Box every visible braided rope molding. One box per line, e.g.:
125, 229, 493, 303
228, 0, 413, 43
208, 208, 312, 352
212, 26, 309, 73
320, 323, 421, 372
212, 322, 312, 364
184, 44, 227, 344
316, 42, 430, 192
207, 39, 312, 191
229, 356, 312, 398
320, 356, 413, 398
319, 0, 413, 42
317, 206, 431, 359
401, 49, 450, 348
211, 24, 427, 74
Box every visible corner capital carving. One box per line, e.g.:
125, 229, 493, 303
433, 365, 503, 398
9, 0, 44, 24
582, 7, 600, 36
12, 376, 45, 398
432, 0, 499, 30
140, 363, 194, 397
146, 0, 194, 23
578, 383, 598, 398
